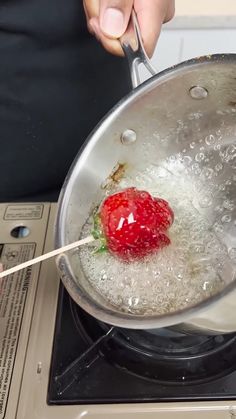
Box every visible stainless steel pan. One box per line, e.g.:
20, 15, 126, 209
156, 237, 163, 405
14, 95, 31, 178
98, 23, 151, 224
55, 14, 236, 334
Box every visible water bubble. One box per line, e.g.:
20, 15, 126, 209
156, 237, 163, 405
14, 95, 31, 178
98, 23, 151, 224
117, 295, 123, 305
205, 134, 216, 146
192, 163, 201, 175
198, 195, 212, 208
220, 145, 236, 163
214, 144, 221, 151
188, 112, 203, 120
195, 153, 205, 162
182, 156, 192, 165
221, 214, 232, 223
214, 205, 224, 214
100, 271, 108, 281
219, 184, 226, 191
128, 296, 139, 307
190, 142, 196, 149
215, 163, 223, 172
203, 281, 209, 291
229, 248, 236, 261
194, 244, 205, 253
223, 200, 234, 211
79, 159, 227, 316
226, 144, 236, 161
201, 167, 214, 180
213, 222, 224, 233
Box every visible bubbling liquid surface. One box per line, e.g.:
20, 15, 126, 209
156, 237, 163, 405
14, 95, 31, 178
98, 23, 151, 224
79, 158, 234, 316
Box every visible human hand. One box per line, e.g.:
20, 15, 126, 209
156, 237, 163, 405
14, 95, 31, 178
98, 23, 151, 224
83, 0, 175, 57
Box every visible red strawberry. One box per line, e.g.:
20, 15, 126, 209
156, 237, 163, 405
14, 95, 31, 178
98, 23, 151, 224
93, 187, 174, 262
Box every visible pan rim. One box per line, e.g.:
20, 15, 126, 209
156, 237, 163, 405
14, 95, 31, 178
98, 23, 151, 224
55, 53, 236, 331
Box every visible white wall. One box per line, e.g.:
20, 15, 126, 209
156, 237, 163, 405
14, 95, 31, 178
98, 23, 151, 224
175, 0, 236, 16
138, 0, 236, 83
140, 28, 236, 82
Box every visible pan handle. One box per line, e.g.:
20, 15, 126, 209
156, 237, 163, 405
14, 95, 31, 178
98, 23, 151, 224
120, 10, 157, 89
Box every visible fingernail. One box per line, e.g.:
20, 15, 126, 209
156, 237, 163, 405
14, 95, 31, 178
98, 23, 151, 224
101, 7, 124, 38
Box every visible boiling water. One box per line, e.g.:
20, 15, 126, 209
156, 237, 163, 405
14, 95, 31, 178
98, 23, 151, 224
79, 131, 236, 316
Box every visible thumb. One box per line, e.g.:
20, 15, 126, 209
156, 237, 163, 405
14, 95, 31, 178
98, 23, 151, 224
99, 0, 133, 38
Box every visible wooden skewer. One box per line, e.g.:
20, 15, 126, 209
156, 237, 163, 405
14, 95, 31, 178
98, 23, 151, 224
0, 235, 95, 279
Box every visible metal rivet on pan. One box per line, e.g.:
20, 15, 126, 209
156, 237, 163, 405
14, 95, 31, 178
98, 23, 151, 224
189, 86, 208, 99
121, 129, 137, 145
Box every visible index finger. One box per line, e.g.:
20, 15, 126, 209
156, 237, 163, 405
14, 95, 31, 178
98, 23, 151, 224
134, 0, 175, 57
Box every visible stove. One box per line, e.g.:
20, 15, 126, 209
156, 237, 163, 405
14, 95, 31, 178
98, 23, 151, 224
0, 202, 236, 418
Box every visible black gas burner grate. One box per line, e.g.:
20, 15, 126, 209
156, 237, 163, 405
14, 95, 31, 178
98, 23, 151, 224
47, 284, 236, 405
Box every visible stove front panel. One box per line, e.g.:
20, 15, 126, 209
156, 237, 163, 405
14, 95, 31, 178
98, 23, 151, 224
0, 203, 52, 419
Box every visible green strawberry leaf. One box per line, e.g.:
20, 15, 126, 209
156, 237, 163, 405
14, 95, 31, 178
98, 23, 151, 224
92, 213, 108, 254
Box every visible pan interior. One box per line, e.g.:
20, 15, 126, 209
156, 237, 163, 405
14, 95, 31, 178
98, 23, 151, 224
59, 58, 236, 323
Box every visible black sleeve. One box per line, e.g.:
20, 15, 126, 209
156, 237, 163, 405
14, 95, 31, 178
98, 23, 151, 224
0, 0, 131, 202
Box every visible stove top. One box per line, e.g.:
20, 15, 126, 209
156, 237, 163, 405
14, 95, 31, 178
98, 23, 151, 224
48, 284, 236, 405
1, 202, 236, 418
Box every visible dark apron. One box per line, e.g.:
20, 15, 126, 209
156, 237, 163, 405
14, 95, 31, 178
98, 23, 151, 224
0, 0, 131, 202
